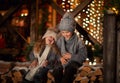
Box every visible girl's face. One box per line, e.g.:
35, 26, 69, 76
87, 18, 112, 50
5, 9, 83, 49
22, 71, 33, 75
61, 31, 73, 40
45, 36, 55, 45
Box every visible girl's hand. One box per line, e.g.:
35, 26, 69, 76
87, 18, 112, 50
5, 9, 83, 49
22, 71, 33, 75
42, 60, 48, 67
29, 59, 38, 68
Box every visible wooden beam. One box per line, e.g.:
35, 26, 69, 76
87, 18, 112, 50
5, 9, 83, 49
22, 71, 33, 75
48, 0, 65, 16
0, 48, 20, 56
15, 29, 28, 44
35, 0, 39, 40
116, 16, 120, 83
0, 4, 22, 26
72, 0, 93, 17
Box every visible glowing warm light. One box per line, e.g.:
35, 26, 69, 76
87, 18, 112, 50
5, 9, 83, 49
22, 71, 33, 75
67, 10, 70, 12
93, 25, 96, 27
76, 3, 78, 6
21, 14, 24, 17
89, 62, 92, 65
76, 32, 79, 36
98, 1, 101, 3
96, 10, 99, 13
62, 2, 65, 5
75, 18, 78, 21
86, 11, 89, 14
90, 20, 92, 22
70, 9, 73, 11
90, 29, 93, 32
93, 62, 96, 65
86, 58, 89, 61
24, 13, 28, 16
83, 25, 85, 28
87, 9, 90, 11
85, 40, 88, 45
86, 21, 89, 23
70, 2, 73, 5
63, 9, 66, 11
98, 14, 101, 16
83, 10, 85, 12
87, 28, 89, 30
62, 6, 65, 8
78, 16, 81, 18
68, 1, 70, 3
87, 15, 90, 17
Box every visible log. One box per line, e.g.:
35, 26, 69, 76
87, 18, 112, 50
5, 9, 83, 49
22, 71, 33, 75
82, 66, 92, 73
90, 76, 97, 81
79, 71, 88, 77
12, 71, 22, 83
74, 76, 83, 82
94, 68, 103, 76
80, 77, 89, 83
87, 71, 95, 77
47, 71, 55, 83
0, 48, 20, 56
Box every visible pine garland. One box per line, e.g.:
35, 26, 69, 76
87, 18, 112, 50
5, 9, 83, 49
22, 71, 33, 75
104, 0, 120, 14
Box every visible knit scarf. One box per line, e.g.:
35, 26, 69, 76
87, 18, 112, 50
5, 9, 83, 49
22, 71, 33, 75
60, 33, 79, 55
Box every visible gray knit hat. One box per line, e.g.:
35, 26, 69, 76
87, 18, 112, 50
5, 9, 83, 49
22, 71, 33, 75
42, 29, 57, 41
58, 12, 76, 32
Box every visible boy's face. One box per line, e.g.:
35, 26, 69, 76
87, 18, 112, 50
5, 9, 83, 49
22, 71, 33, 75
61, 31, 73, 40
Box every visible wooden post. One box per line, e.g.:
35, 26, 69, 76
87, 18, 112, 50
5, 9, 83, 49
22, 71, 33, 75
103, 14, 117, 83
35, 0, 39, 41
116, 16, 120, 83
30, 1, 36, 44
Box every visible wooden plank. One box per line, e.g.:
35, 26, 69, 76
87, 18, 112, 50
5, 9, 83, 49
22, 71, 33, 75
0, 48, 20, 56
72, 0, 93, 17
48, 0, 64, 16
116, 16, 120, 83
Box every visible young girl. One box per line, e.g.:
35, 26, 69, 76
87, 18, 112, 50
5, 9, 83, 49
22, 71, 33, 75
23, 29, 62, 83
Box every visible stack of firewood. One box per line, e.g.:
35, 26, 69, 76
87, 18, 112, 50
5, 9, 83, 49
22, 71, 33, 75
0, 61, 30, 83
74, 65, 103, 83
0, 70, 23, 83
46, 64, 103, 83
0, 61, 103, 83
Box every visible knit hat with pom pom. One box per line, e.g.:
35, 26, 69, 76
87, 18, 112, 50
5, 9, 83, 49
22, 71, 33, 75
58, 12, 76, 32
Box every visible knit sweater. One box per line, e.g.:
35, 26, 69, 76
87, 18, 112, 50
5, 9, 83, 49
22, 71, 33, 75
57, 33, 87, 65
